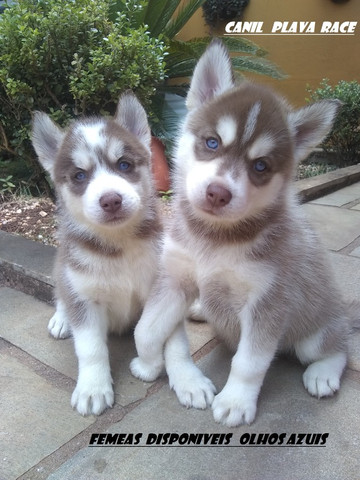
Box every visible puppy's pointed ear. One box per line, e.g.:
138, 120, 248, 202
32, 112, 65, 180
288, 99, 342, 163
186, 39, 234, 111
115, 92, 151, 151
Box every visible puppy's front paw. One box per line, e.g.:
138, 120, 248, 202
188, 299, 206, 322
130, 357, 164, 382
303, 362, 340, 398
168, 365, 216, 409
212, 386, 257, 427
48, 312, 71, 339
71, 379, 114, 416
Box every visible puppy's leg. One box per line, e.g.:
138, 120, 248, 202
295, 331, 347, 397
131, 284, 191, 382
165, 323, 216, 409
48, 299, 71, 339
71, 302, 113, 416
212, 306, 278, 427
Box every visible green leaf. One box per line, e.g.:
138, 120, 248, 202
164, 0, 206, 39
231, 56, 286, 79
144, 0, 180, 37
221, 36, 267, 57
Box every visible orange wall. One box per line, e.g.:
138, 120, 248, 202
177, 0, 360, 107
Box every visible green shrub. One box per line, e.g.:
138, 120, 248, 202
202, 0, 250, 28
0, 0, 166, 189
306, 79, 360, 166
0, 0, 284, 195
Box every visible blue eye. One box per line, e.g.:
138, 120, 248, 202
118, 161, 131, 171
253, 159, 268, 173
74, 171, 87, 181
206, 138, 219, 150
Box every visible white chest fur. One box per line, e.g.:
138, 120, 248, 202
63, 239, 157, 322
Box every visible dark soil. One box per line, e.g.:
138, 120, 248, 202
0, 196, 57, 245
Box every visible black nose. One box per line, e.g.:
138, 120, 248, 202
99, 192, 122, 213
206, 183, 232, 208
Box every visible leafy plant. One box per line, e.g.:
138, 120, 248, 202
0, 0, 166, 188
0, 174, 16, 198
109, 0, 284, 148
306, 79, 360, 166
202, 0, 250, 28
0, 0, 284, 194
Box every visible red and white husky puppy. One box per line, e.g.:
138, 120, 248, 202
130, 40, 354, 427
32, 93, 161, 416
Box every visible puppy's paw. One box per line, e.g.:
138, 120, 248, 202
71, 379, 114, 416
169, 365, 216, 409
212, 386, 257, 427
303, 362, 340, 398
130, 357, 164, 382
187, 299, 206, 322
48, 312, 71, 339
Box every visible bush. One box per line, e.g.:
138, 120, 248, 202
306, 79, 360, 166
0, 0, 284, 195
0, 0, 166, 191
202, 0, 250, 28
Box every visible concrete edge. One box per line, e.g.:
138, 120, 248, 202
0, 229, 55, 304
296, 164, 360, 202
1, 164, 360, 303
0, 260, 54, 304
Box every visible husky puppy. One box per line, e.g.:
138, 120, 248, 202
130, 40, 352, 427
32, 93, 161, 416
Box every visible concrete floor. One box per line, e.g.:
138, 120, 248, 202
1, 183, 360, 480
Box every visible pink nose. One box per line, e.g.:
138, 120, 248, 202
99, 192, 122, 213
206, 183, 232, 208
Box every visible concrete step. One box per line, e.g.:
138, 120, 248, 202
0, 231, 55, 304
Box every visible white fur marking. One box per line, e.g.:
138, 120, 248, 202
247, 133, 275, 160
216, 116, 238, 147
71, 123, 106, 170
72, 147, 94, 171
295, 329, 324, 363
78, 123, 106, 149
60, 168, 142, 228
186, 158, 220, 201
83, 171, 141, 222
242, 102, 261, 144
107, 139, 124, 163
174, 130, 196, 169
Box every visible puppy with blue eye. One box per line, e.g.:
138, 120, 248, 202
32, 93, 161, 416
130, 40, 356, 427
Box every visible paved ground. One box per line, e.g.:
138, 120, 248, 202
1, 182, 360, 480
